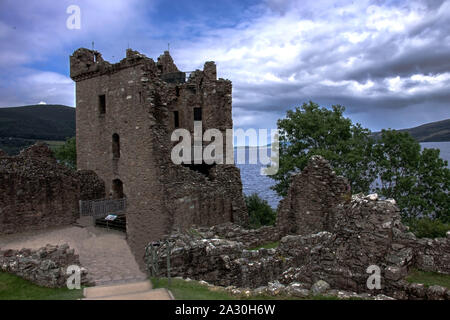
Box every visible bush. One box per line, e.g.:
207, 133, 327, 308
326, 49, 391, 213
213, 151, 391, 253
244, 193, 276, 229
405, 218, 450, 238
53, 137, 76, 169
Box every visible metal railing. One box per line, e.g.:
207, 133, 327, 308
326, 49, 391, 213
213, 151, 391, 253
144, 239, 175, 286
79, 198, 127, 218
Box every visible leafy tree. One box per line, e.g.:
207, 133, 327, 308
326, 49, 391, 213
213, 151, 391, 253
245, 193, 276, 229
373, 130, 449, 222
53, 137, 76, 170
271, 102, 449, 229
271, 101, 375, 197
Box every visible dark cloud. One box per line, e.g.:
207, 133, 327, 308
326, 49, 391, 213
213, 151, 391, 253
0, 0, 448, 132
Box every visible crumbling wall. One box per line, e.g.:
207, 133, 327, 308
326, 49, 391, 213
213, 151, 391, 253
0, 144, 105, 235
277, 194, 414, 294
148, 156, 450, 299
276, 155, 350, 235
76, 169, 106, 201
207, 223, 283, 249
70, 47, 248, 268
148, 231, 286, 288
0, 244, 90, 288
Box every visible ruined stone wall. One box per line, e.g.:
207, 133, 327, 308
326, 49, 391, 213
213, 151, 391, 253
276, 155, 350, 235
0, 144, 105, 235
149, 231, 286, 288
0, 244, 90, 288
71, 48, 248, 267
206, 223, 283, 249
76, 170, 106, 201
148, 156, 450, 299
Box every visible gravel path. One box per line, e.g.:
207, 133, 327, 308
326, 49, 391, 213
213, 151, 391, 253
0, 219, 147, 286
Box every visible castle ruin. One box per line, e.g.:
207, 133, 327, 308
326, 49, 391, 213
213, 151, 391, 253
70, 48, 248, 265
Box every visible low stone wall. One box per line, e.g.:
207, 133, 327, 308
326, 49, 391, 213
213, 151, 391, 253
0, 244, 89, 288
407, 236, 450, 274
148, 231, 287, 288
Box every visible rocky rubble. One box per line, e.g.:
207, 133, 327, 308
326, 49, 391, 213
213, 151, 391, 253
149, 157, 450, 300
0, 244, 91, 288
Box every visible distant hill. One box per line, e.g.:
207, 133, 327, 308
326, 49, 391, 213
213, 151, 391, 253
372, 119, 450, 142
0, 104, 75, 154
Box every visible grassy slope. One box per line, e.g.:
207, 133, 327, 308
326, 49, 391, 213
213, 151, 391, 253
406, 269, 450, 288
0, 104, 74, 154
372, 119, 450, 142
248, 241, 279, 250
0, 272, 83, 300
0, 104, 75, 140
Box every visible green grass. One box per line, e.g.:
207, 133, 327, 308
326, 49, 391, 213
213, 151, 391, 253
0, 272, 83, 300
248, 241, 279, 251
152, 277, 339, 300
406, 269, 450, 288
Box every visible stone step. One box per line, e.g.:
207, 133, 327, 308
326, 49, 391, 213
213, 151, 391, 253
83, 280, 152, 299
84, 288, 173, 300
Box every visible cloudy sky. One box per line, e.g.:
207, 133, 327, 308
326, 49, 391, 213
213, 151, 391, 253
0, 0, 449, 132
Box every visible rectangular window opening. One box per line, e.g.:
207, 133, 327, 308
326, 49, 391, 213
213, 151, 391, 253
174, 111, 180, 128
194, 107, 202, 121
99, 94, 106, 114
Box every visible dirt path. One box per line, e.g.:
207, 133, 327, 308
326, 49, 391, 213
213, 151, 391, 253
0, 219, 147, 285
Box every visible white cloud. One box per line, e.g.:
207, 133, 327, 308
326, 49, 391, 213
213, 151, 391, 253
1, 0, 449, 131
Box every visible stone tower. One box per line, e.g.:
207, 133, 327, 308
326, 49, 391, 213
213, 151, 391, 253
70, 48, 247, 266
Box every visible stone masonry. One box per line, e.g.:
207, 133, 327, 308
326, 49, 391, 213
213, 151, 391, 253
0, 244, 90, 288
0, 143, 105, 234
70, 48, 247, 268
276, 155, 350, 235
150, 156, 450, 299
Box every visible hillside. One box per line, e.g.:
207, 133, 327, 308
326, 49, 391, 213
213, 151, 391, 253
0, 104, 75, 154
372, 119, 450, 142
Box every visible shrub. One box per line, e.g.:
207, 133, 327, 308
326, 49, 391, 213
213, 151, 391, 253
405, 218, 450, 238
244, 193, 276, 229
53, 137, 76, 169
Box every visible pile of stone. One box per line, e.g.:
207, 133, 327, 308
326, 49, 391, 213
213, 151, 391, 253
0, 244, 90, 288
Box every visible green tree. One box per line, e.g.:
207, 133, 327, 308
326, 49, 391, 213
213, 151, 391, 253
271, 101, 375, 197
53, 137, 76, 169
373, 129, 449, 222
245, 193, 276, 229
271, 102, 449, 230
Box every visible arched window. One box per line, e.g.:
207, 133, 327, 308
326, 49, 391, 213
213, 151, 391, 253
112, 133, 120, 159
112, 179, 124, 199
